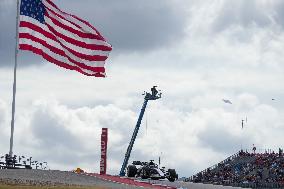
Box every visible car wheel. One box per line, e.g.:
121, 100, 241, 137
127, 165, 137, 177
167, 169, 177, 182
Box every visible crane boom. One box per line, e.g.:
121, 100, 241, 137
119, 86, 161, 176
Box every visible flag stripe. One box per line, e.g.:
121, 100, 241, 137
46, 11, 102, 40
44, 17, 111, 51
19, 35, 106, 70
47, 25, 108, 61
45, 7, 85, 33
20, 20, 56, 41
43, 0, 99, 36
19, 41, 106, 73
19, 19, 109, 64
43, 13, 109, 47
47, 0, 102, 37
45, 20, 111, 51
20, 44, 105, 77
20, 17, 111, 51
20, 16, 110, 61
20, 27, 110, 57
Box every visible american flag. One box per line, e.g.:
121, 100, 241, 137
19, 0, 112, 77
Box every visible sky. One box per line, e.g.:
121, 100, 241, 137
0, 0, 284, 177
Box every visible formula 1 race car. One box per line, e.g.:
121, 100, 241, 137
127, 160, 178, 182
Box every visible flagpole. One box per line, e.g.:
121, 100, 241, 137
9, 0, 20, 156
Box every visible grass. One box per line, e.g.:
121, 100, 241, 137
0, 184, 108, 189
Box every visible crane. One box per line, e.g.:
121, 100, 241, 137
119, 86, 162, 176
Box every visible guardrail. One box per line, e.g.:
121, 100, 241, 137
232, 181, 284, 188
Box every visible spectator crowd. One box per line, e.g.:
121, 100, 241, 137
190, 148, 284, 188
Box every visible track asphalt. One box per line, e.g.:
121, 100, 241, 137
86, 173, 177, 189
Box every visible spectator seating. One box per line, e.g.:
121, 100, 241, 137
188, 150, 284, 188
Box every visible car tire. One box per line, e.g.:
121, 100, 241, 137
127, 165, 137, 177
167, 169, 177, 182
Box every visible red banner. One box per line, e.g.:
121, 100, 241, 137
100, 128, 108, 175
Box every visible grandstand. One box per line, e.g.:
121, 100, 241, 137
188, 149, 284, 188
